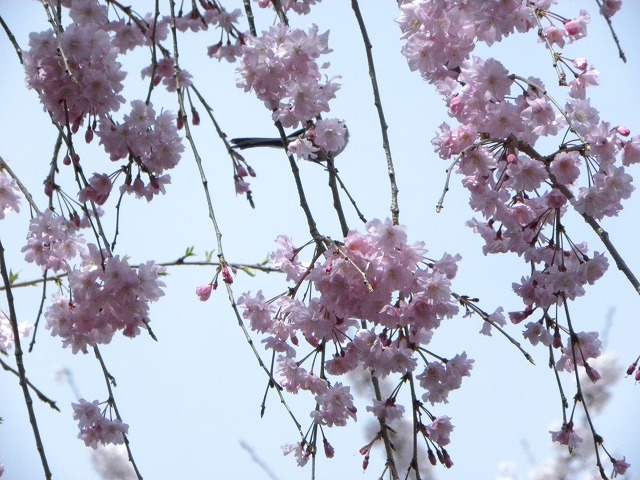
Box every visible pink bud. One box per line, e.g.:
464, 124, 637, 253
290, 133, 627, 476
70, 212, 81, 228
85, 127, 94, 143
428, 448, 437, 466
323, 439, 334, 458
442, 448, 454, 468
572, 57, 588, 71
196, 284, 213, 301
44, 180, 54, 197
616, 126, 631, 137
222, 266, 233, 284
248, 166, 256, 177
626, 361, 637, 376
191, 108, 200, 126
362, 454, 369, 471
236, 165, 248, 177
63, 155, 71, 166
584, 363, 601, 383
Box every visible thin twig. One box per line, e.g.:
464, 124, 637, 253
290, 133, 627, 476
0, 357, 60, 411
351, 0, 400, 225
0, 238, 52, 479
594, 0, 626, 63
168, 0, 304, 438
516, 139, 640, 296
326, 158, 349, 237
0, 14, 23, 64
93, 346, 143, 480
453, 293, 535, 364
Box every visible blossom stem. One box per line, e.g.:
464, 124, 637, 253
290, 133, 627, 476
0, 238, 52, 479
351, 0, 400, 225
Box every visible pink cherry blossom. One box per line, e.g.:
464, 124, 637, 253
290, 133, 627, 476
550, 421, 583, 449
0, 170, 21, 219
425, 416, 454, 447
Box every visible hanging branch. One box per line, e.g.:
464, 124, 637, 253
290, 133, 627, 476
351, 0, 400, 225
515, 139, 640, 296
0, 238, 52, 480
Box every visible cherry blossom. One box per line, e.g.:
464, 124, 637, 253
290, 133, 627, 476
23, 24, 126, 129
0, 170, 21, 220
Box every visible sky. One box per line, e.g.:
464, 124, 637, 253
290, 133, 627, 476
1, 1, 639, 480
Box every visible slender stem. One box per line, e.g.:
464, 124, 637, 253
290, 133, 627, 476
0, 238, 52, 479
516, 139, 640, 295
369, 372, 400, 480
0, 259, 281, 291
242, 0, 257, 37
326, 158, 349, 237
351, 0, 400, 225
327, 163, 368, 224
594, 0, 626, 63
93, 346, 143, 480
0, 13, 23, 64
561, 296, 607, 479
168, 0, 303, 437
453, 293, 535, 364
0, 357, 60, 411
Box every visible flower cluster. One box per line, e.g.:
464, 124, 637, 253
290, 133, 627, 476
256, 0, 322, 15
239, 219, 471, 462
398, 2, 632, 472
23, 24, 126, 130
95, 100, 184, 201
398, 2, 635, 313
287, 118, 349, 161
22, 210, 85, 272
236, 24, 340, 128
72, 399, 129, 449
45, 244, 165, 354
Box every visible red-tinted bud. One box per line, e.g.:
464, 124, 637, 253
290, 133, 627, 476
442, 448, 454, 468
222, 266, 233, 284
626, 361, 637, 376
323, 439, 334, 458
617, 126, 631, 137
44, 180, 54, 197
428, 448, 437, 466
191, 108, 200, 126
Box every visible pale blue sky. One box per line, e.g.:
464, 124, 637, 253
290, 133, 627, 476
1, 2, 639, 479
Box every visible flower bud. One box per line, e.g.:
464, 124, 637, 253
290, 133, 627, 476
196, 284, 213, 301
